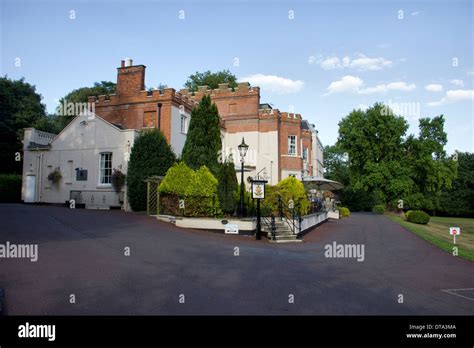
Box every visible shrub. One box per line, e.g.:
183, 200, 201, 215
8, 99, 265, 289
372, 204, 385, 214
263, 176, 310, 216
339, 207, 350, 217
127, 129, 176, 211
0, 174, 22, 203
407, 210, 430, 224
159, 162, 222, 217
405, 210, 414, 219
217, 157, 238, 215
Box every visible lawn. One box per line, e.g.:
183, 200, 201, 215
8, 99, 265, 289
386, 214, 474, 261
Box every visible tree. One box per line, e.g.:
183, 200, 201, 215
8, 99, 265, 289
0, 76, 47, 173
217, 155, 238, 215
337, 103, 411, 208
403, 116, 457, 212
181, 95, 222, 174
439, 152, 474, 216
323, 145, 349, 185
184, 70, 238, 92
55, 81, 116, 130
334, 103, 456, 212
127, 129, 176, 211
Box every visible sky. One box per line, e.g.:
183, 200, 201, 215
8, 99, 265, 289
1, 0, 473, 153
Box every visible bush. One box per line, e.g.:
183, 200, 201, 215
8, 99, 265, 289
405, 210, 414, 219
159, 162, 222, 217
0, 174, 22, 203
127, 129, 176, 211
407, 210, 430, 224
217, 157, 238, 215
372, 204, 385, 214
265, 176, 310, 215
339, 207, 350, 217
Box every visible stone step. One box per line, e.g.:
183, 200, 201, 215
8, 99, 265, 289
269, 235, 302, 243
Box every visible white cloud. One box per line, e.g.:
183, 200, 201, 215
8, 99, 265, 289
359, 81, 416, 94
350, 55, 392, 71
450, 79, 464, 87
427, 89, 474, 106
320, 56, 341, 70
425, 84, 443, 92
411, 11, 420, 16
316, 54, 392, 71
325, 76, 416, 95
467, 70, 474, 76
325, 75, 364, 95
239, 74, 304, 94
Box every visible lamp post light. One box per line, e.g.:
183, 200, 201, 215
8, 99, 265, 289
238, 137, 249, 217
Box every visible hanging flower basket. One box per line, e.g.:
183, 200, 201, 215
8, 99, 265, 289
47, 167, 62, 184
112, 168, 126, 193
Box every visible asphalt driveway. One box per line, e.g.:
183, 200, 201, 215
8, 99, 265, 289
0, 204, 472, 315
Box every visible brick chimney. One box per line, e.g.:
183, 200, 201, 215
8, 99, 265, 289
116, 58, 146, 98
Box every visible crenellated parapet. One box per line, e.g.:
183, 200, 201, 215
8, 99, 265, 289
179, 82, 260, 101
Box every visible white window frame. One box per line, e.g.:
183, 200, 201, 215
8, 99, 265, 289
99, 152, 112, 186
288, 135, 297, 156
303, 147, 308, 161
180, 114, 187, 134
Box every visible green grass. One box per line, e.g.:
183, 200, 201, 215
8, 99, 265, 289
386, 214, 474, 261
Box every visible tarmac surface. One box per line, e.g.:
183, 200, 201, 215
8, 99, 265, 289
0, 204, 473, 315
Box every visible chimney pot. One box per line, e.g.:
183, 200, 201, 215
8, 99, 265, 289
121, 60, 125, 68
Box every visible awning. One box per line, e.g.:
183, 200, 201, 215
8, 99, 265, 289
302, 176, 344, 191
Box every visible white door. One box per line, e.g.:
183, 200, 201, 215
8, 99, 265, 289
25, 175, 36, 203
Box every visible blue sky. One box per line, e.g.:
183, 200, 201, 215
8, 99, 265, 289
1, 0, 473, 153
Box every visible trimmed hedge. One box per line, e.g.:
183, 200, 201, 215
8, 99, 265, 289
372, 204, 385, 214
0, 174, 22, 203
407, 210, 430, 224
339, 207, 350, 218
405, 210, 414, 219
159, 162, 222, 217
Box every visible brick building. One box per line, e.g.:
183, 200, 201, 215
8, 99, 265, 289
89, 59, 324, 185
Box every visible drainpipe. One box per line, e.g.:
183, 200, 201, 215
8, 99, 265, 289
157, 103, 162, 130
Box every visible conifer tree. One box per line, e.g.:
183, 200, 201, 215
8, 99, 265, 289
182, 95, 222, 174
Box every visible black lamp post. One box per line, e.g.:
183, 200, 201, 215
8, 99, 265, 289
238, 137, 249, 217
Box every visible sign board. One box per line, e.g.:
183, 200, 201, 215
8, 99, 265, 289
449, 227, 460, 235
251, 182, 265, 199
225, 224, 239, 234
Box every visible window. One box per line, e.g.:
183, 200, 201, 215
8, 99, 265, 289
303, 148, 308, 161
99, 153, 112, 185
288, 136, 296, 155
76, 169, 88, 181
181, 114, 187, 134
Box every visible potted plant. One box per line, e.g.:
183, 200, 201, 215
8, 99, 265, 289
47, 167, 62, 184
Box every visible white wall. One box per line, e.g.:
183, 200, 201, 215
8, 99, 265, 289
170, 105, 191, 156
22, 113, 138, 209
222, 130, 279, 185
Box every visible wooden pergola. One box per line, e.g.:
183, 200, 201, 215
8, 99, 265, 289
144, 176, 164, 216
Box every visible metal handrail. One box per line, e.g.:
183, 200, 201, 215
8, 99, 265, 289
278, 196, 302, 235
